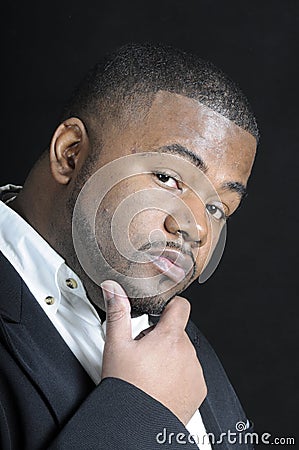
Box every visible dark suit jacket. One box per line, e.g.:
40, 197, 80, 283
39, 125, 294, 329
0, 252, 254, 449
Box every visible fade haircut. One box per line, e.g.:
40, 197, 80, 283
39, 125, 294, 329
61, 42, 259, 142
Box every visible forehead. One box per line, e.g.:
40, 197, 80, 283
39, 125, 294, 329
99, 90, 257, 182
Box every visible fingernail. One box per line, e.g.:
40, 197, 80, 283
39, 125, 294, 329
113, 282, 126, 297
101, 281, 115, 306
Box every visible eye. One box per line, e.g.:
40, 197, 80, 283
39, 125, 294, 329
154, 172, 181, 190
206, 204, 226, 221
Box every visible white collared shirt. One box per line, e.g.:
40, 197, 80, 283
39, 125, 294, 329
0, 184, 211, 449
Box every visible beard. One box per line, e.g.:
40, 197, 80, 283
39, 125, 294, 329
71, 201, 196, 316
122, 276, 192, 317
112, 240, 196, 316
67, 156, 197, 317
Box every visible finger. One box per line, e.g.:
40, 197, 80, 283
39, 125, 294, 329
101, 280, 132, 343
134, 325, 156, 340
155, 296, 191, 333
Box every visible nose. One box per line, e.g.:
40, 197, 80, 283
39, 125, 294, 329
163, 195, 208, 246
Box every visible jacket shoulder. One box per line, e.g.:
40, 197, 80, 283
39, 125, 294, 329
0, 252, 22, 322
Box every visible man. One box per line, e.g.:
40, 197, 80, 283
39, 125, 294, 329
0, 43, 258, 449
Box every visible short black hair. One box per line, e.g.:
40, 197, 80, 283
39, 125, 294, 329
62, 42, 259, 141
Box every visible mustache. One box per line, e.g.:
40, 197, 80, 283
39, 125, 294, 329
138, 240, 195, 265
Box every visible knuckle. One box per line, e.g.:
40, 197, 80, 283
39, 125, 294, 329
174, 296, 191, 314
189, 342, 198, 358
202, 381, 208, 398
106, 308, 126, 323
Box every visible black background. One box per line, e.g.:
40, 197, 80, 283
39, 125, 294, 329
2, 1, 298, 447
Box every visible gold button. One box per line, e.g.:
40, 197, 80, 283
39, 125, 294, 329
45, 296, 55, 305
66, 278, 78, 289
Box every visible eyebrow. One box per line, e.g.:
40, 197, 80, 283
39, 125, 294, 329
221, 181, 247, 200
156, 143, 208, 173
156, 143, 247, 200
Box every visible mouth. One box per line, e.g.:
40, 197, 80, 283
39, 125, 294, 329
144, 248, 194, 284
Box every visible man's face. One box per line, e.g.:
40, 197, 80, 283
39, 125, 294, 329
73, 91, 256, 316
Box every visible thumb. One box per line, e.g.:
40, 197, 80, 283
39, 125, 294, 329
101, 280, 132, 343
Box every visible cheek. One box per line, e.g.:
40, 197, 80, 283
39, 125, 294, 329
96, 190, 166, 260
193, 221, 218, 275
129, 209, 166, 248
194, 245, 210, 276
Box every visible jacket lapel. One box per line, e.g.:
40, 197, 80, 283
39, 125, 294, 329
187, 320, 249, 450
0, 253, 94, 425
1, 251, 250, 448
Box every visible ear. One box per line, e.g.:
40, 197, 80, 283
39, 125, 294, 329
49, 117, 89, 185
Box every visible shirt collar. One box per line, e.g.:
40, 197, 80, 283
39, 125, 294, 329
0, 185, 151, 335
0, 197, 64, 314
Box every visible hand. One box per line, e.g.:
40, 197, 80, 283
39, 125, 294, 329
101, 280, 207, 425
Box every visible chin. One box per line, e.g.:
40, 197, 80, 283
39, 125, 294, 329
128, 282, 187, 318
109, 266, 194, 316
129, 296, 168, 317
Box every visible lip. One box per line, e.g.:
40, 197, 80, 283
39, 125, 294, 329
144, 249, 194, 283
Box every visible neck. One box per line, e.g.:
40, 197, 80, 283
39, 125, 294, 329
10, 160, 104, 312
10, 153, 67, 257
